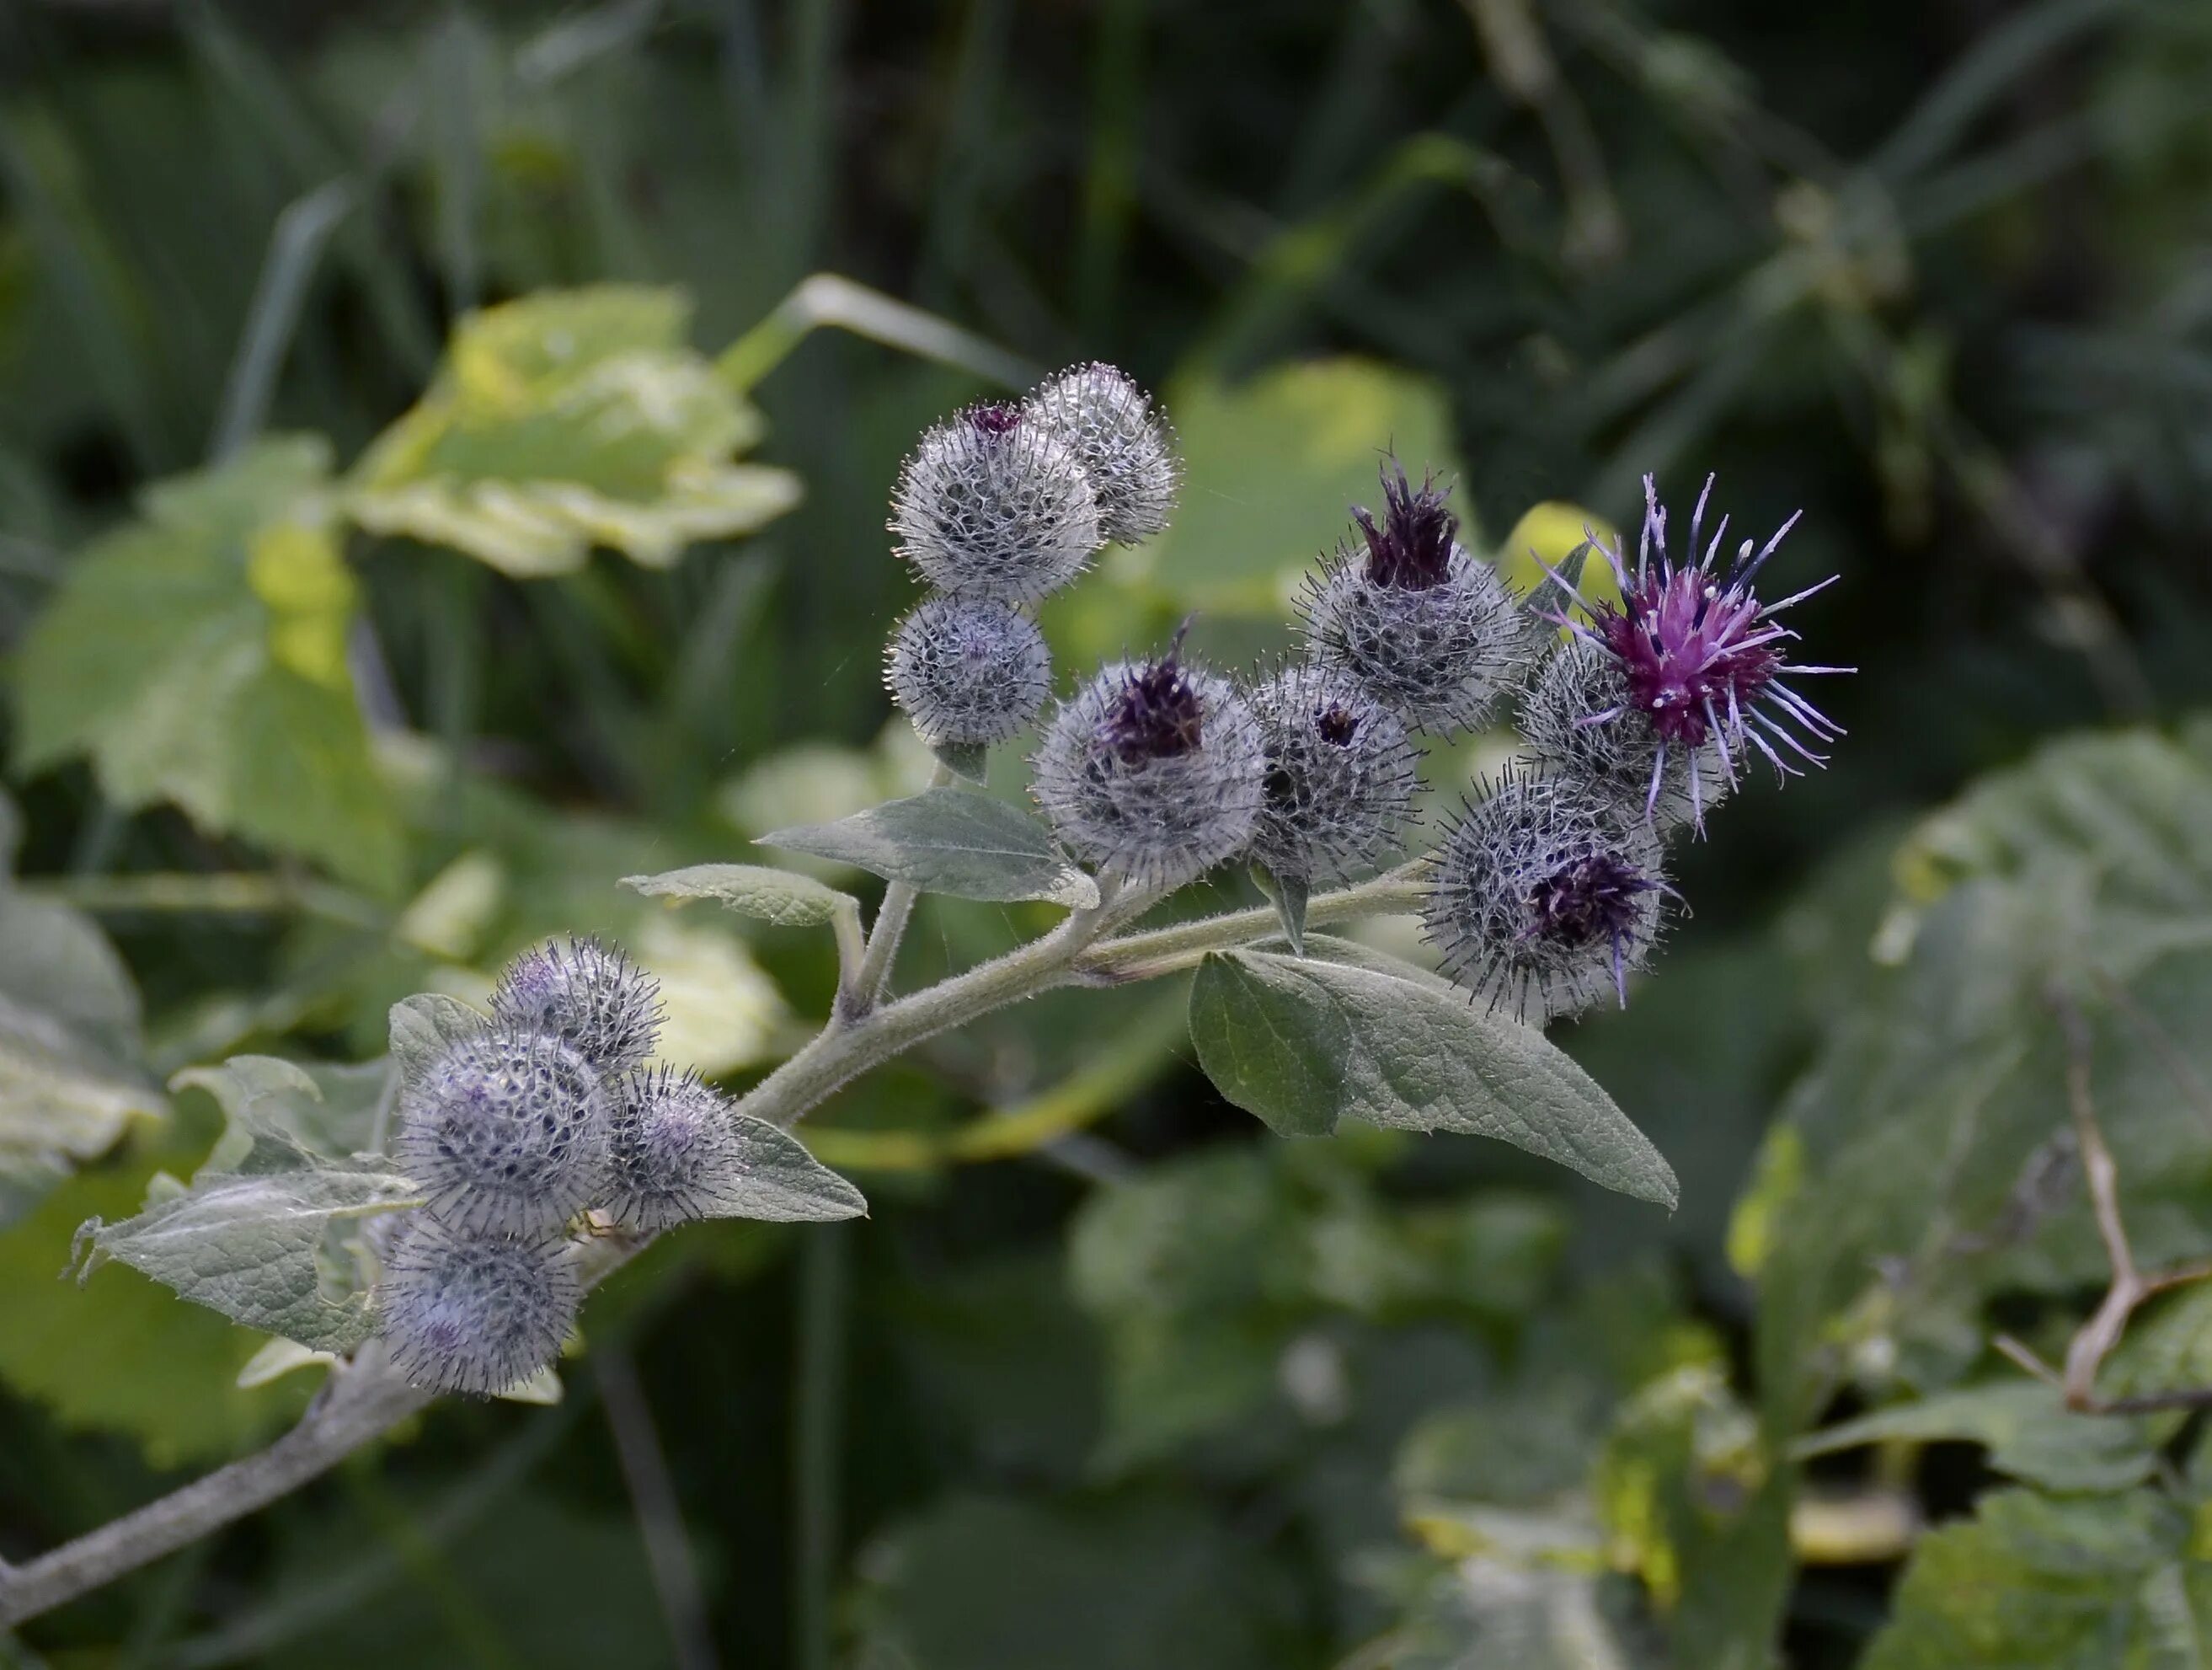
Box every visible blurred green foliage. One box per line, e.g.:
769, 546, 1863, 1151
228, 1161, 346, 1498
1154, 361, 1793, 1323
6, 0, 2212, 1667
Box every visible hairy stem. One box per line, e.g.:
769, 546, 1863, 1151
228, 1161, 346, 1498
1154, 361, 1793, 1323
2, 863, 1413, 1626
843, 763, 954, 1017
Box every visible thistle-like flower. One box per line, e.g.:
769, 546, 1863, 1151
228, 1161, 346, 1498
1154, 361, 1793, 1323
1246, 662, 1419, 882
884, 595, 1052, 747
396, 1029, 612, 1235
1025, 363, 1180, 545
490, 937, 663, 1076
890, 404, 1103, 602
377, 1218, 578, 1397
1032, 629, 1267, 888
1423, 770, 1670, 1022
1520, 637, 1728, 834
1300, 463, 1528, 736
1533, 474, 1852, 825
605, 1067, 751, 1233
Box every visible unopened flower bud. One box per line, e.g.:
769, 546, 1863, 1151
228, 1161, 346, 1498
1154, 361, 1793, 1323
1025, 363, 1180, 545
1247, 663, 1419, 881
1422, 771, 1670, 1021
490, 937, 662, 1076
378, 1218, 578, 1397
1301, 463, 1528, 736
396, 1029, 611, 1235
605, 1068, 747, 1232
1032, 633, 1266, 887
890, 404, 1103, 602
884, 595, 1051, 747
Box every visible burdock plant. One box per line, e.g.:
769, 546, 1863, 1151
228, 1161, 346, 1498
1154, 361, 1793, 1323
16, 368, 1850, 1630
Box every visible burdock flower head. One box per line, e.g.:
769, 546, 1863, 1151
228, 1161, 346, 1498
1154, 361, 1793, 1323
1246, 661, 1419, 884
1032, 625, 1266, 888
1423, 769, 1670, 1022
884, 594, 1053, 749
1301, 461, 1528, 736
890, 402, 1104, 602
1533, 474, 1852, 827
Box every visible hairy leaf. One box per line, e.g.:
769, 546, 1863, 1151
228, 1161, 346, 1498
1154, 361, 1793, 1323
1188, 947, 1678, 1207
173, 1054, 395, 1170
622, 862, 857, 929
388, 993, 488, 1093
1793, 1381, 2164, 1493
761, 788, 1099, 908
692, 1113, 868, 1223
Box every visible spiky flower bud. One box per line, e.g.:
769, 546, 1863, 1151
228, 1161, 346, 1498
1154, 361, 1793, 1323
1300, 463, 1527, 736
889, 404, 1103, 602
1025, 363, 1180, 545
605, 1067, 751, 1232
396, 1030, 611, 1234
378, 1218, 578, 1397
490, 937, 662, 1076
1519, 637, 1728, 833
1032, 633, 1266, 888
884, 595, 1052, 747
1246, 663, 1419, 882
1535, 474, 1852, 823
1422, 771, 1669, 1022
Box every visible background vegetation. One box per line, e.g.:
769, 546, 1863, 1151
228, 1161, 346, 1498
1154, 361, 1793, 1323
4, 0, 2212, 1664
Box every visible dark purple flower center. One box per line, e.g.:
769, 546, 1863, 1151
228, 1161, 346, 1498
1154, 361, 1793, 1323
1315, 704, 1359, 747
1100, 653, 1204, 763
1596, 568, 1782, 747
968, 403, 1023, 437
1525, 851, 1653, 950
1352, 462, 1457, 591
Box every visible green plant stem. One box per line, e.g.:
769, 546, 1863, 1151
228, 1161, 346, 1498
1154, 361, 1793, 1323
845, 763, 954, 1015
0, 863, 1413, 1628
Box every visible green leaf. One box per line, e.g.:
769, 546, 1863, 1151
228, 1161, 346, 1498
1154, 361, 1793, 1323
387, 993, 487, 1093
760, 788, 1099, 908
622, 862, 858, 929
1793, 1382, 2164, 1493
76, 1162, 422, 1353
1249, 864, 1308, 955
11, 436, 404, 891
932, 738, 991, 784
690, 1113, 868, 1223
1862, 1487, 2210, 1668
1187, 947, 1679, 1207
172, 1054, 395, 1170
350, 285, 801, 575
0, 882, 164, 1226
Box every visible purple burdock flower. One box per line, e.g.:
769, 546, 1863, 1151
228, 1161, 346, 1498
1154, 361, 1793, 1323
1523, 852, 1661, 1008
1098, 625, 1205, 763
1353, 462, 1457, 590
968, 401, 1023, 437
1534, 474, 1854, 827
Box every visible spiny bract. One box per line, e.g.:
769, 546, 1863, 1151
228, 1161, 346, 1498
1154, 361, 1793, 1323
377, 1218, 579, 1397
1024, 363, 1180, 546
1301, 463, 1528, 736
1519, 636, 1730, 834
396, 1028, 612, 1235
884, 595, 1052, 747
1246, 662, 1419, 882
605, 1067, 753, 1233
1422, 770, 1669, 1022
889, 404, 1103, 602
1032, 637, 1267, 888
489, 936, 662, 1076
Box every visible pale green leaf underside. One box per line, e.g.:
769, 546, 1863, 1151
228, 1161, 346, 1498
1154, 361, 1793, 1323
388, 993, 488, 1095
1793, 1381, 2162, 1494
701, 1113, 868, 1223
622, 862, 856, 928
1189, 946, 1678, 1207
760, 788, 1099, 908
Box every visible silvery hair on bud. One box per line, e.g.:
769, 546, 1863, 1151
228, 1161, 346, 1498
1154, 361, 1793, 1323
1422, 768, 1670, 1023
605, 1067, 752, 1233
378, 1217, 579, 1397
1032, 642, 1267, 890
890, 404, 1103, 602
396, 1028, 612, 1236
490, 936, 663, 1077
1024, 363, 1181, 546
1300, 465, 1529, 736
1246, 662, 1419, 883
884, 595, 1052, 747
1519, 636, 1729, 835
